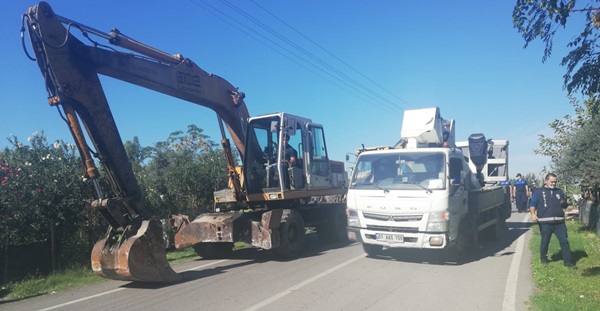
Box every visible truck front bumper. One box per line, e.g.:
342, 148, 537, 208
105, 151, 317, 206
349, 227, 448, 249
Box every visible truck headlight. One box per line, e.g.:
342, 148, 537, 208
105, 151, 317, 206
426, 211, 448, 232
346, 209, 361, 227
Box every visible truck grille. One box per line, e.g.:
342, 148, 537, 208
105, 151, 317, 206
362, 212, 422, 222
366, 224, 419, 233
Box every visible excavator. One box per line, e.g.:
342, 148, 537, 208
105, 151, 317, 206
23, 2, 348, 283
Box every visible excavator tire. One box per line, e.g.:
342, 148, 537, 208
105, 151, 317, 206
317, 205, 348, 243
193, 242, 234, 259
91, 219, 182, 283
275, 209, 306, 258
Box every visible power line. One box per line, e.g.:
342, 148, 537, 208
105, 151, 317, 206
189, 0, 405, 113
188, 0, 394, 109
221, 0, 405, 112
249, 0, 412, 109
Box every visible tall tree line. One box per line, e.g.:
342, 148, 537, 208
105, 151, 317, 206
0, 125, 228, 282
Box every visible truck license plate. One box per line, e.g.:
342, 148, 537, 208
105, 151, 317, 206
376, 233, 404, 243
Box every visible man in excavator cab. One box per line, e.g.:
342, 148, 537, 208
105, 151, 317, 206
281, 133, 298, 189
282, 133, 298, 167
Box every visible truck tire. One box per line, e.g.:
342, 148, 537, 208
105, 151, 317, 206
317, 206, 348, 243
482, 208, 505, 241
193, 242, 234, 259
362, 243, 383, 257
445, 222, 470, 263
275, 209, 306, 258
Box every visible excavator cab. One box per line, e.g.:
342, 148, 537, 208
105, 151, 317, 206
243, 113, 335, 199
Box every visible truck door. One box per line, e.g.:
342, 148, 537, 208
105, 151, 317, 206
448, 156, 468, 239
305, 123, 331, 189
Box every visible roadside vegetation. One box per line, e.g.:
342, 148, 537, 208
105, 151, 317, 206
528, 221, 600, 311
0, 247, 197, 302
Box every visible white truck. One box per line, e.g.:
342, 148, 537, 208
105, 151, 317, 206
346, 107, 511, 261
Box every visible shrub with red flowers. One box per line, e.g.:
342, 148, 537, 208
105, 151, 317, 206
0, 132, 96, 282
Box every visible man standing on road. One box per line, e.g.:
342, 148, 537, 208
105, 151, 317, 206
529, 173, 577, 269
512, 173, 530, 212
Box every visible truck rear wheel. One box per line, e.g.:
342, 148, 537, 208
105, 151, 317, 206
275, 209, 306, 258
482, 208, 505, 241
317, 206, 348, 243
193, 242, 234, 259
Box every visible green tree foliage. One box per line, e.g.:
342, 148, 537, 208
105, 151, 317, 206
555, 105, 600, 188
1, 125, 229, 281
142, 125, 230, 218
513, 0, 600, 95
0, 132, 96, 281
514, 1, 600, 196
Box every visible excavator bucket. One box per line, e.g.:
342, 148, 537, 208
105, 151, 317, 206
91, 219, 183, 283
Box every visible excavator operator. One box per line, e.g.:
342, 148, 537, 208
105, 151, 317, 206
282, 133, 297, 167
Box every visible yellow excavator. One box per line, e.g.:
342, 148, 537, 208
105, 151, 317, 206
24, 2, 348, 283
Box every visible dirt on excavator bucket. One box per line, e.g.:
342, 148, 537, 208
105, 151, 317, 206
91, 219, 183, 283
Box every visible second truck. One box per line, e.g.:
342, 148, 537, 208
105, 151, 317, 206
346, 107, 511, 261
24, 2, 348, 282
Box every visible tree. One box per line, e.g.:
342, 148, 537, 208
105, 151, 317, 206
514, 1, 600, 195
142, 125, 229, 218
513, 0, 600, 95
0, 132, 94, 281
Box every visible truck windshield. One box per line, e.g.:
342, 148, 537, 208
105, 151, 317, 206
350, 152, 446, 191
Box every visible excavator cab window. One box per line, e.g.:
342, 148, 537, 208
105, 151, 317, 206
244, 116, 279, 192
244, 115, 306, 193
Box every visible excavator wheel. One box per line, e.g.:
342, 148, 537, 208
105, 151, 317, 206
91, 219, 183, 283
275, 209, 306, 258
317, 205, 349, 243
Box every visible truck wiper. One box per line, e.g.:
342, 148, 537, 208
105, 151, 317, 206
407, 182, 432, 193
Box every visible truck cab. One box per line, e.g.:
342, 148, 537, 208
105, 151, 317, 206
346, 147, 476, 250
346, 107, 509, 259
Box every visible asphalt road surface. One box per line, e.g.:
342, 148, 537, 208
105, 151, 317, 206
1, 211, 534, 311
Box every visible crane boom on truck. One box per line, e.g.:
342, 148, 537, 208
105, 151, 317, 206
346, 107, 510, 262
24, 1, 347, 283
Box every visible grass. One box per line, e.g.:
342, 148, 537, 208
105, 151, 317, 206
528, 221, 600, 311
0, 247, 199, 302
0, 242, 250, 302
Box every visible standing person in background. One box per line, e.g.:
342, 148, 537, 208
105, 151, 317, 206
512, 173, 530, 213
529, 173, 577, 269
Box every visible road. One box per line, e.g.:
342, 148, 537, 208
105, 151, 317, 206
1, 212, 534, 311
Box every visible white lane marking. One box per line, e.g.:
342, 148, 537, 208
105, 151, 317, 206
36, 288, 125, 311
244, 254, 365, 311
35, 260, 227, 311
181, 259, 228, 272
502, 214, 530, 311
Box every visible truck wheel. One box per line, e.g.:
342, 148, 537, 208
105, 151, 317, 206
362, 243, 383, 257
483, 208, 505, 240
275, 209, 306, 258
193, 242, 234, 259
317, 206, 348, 243
445, 222, 470, 263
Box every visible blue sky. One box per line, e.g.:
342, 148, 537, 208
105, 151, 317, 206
1, 1, 580, 181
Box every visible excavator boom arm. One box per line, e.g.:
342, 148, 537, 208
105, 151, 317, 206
24, 1, 250, 282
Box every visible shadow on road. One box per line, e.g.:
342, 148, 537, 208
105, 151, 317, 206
119, 232, 354, 288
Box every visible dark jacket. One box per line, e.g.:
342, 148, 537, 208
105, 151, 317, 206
530, 186, 569, 223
